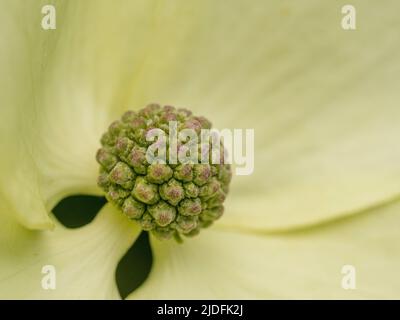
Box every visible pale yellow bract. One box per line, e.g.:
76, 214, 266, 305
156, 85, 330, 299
0, 0, 399, 299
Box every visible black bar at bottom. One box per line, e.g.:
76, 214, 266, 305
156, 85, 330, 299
0, 300, 398, 318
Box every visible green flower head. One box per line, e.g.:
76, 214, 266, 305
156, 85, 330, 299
96, 104, 231, 241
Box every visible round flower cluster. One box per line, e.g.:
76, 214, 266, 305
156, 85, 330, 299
96, 104, 232, 241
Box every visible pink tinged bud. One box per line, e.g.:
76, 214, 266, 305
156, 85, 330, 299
132, 128, 148, 146
183, 118, 202, 134
121, 110, 137, 123
178, 198, 202, 216
140, 103, 161, 118
147, 164, 173, 184
141, 213, 156, 231
173, 164, 193, 182
184, 227, 201, 237
176, 216, 198, 234
109, 162, 135, 189
193, 164, 211, 186
97, 170, 109, 189
115, 137, 134, 159
122, 197, 145, 220
148, 201, 176, 227
100, 132, 115, 146
207, 190, 226, 208
152, 227, 175, 240
108, 120, 124, 136
163, 105, 176, 113
159, 179, 185, 206
194, 116, 212, 129
183, 182, 199, 198
96, 148, 118, 171
219, 164, 232, 184
129, 117, 146, 130
106, 185, 130, 207
132, 177, 159, 204
199, 178, 221, 199
161, 112, 177, 123
201, 206, 224, 222
129, 146, 147, 174
200, 220, 213, 228
177, 108, 192, 117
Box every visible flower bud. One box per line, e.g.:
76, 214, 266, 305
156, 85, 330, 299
173, 164, 193, 182
121, 110, 137, 123
178, 198, 202, 216
193, 164, 212, 186
109, 120, 124, 136
176, 215, 198, 234
129, 146, 148, 174
97, 168, 110, 189
140, 213, 156, 231
132, 128, 149, 146
201, 206, 224, 221
184, 227, 201, 237
218, 164, 232, 185
183, 118, 202, 134
148, 201, 176, 227
152, 227, 175, 240
194, 116, 212, 129
109, 161, 135, 189
183, 182, 199, 198
177, 108, 192, 118
206, 189, 226, 209
147, 163, 173, 184
115, 137, 134, 159
96, 148, 117, 171
132, 177, 159, 204
140, 103, 161, 118
122, 197, 145, 219
160, 179, 185, 206
199, 177, 220, 199
106, 185, 130, 207
160, 111, 177, 123
129, 116, 146, 130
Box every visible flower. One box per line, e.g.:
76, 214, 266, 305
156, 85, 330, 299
96, 105, 232, 240
1, 0, 400, 299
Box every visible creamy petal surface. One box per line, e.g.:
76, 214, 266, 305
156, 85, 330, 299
129, 200, 400, 299
0, 203, 139, 299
